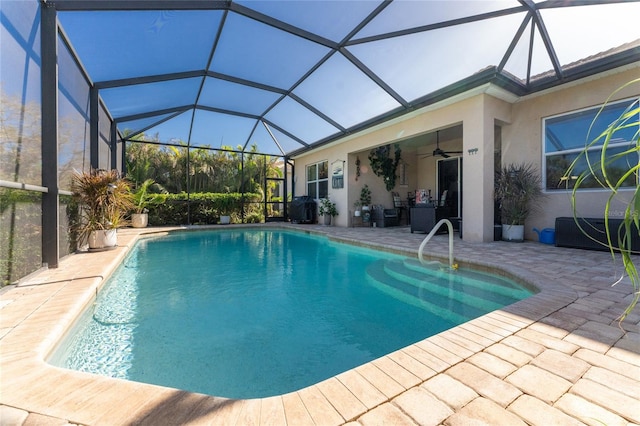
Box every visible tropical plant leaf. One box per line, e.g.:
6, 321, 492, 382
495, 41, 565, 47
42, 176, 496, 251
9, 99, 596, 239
563, 78, 640, 323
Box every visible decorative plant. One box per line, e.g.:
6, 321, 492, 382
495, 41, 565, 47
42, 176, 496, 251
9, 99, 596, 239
368, 144, 401, 191
353, 200, 361, 211
359, 184, 372, 207
217, 193, 235, 215
131, 178, 164, 214
494, 163, 543, 226
318, 198, 338, 217
563, 79, 639, 322
217, 193, 238, 224
71, 169, 133, 243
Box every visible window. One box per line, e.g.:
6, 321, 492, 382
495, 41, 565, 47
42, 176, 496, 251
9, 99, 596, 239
544, 99, 639, 190
306, 160, 328, 199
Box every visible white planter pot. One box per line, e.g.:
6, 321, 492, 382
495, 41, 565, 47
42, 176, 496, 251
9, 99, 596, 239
354, 210, 361, 217
220, 215, 231, 225
323, 215, 332, 226
103, 229, 117, 247
131, 213, 148, 228
88, 230, 104, 249
88, 229, 117, 249
502, 224, 524, 242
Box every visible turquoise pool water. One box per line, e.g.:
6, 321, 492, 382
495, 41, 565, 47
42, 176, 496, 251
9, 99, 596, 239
50, 229, 534, 399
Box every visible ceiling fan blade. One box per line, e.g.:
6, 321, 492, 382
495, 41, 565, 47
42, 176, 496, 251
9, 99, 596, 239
421, 131, 462, 158
433, 147, 447, 157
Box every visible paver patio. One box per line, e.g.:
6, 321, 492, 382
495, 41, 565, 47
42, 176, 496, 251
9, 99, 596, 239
1, 223, 638, 425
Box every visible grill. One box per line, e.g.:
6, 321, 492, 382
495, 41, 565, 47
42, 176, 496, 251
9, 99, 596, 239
290, 196, 317, 224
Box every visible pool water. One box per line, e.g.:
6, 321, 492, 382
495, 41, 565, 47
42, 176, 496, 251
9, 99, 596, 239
50, 229, 534, 399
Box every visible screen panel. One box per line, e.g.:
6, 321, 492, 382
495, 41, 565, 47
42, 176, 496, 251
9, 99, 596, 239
210, 12, 330, 89
293, 52, 401, 129
58, 34, 91, 189
58, 10, 222, 82
348, 11, 526, 102
265, 96, 340, 144
0, 0, 42, 185
0, 188, 42, 285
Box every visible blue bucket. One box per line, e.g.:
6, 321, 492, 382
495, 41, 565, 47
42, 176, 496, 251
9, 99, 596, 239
533, 227, 555, 245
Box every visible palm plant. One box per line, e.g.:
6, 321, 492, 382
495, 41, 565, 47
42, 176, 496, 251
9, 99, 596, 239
131, 178, 164, 214
495, 163, 543, 226
71, 169, 133, 245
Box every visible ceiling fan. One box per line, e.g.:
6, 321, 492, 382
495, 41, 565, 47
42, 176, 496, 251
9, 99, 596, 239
421, 131, 462, 159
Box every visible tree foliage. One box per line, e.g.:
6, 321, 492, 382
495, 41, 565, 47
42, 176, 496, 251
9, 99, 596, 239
124, 136, 285, 221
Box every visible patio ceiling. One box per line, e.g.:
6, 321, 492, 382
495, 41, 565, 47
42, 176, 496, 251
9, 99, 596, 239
54, 0, 640, 157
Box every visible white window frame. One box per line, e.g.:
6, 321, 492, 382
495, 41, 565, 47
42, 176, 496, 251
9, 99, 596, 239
542, 97, 639, 192
306, 160, 328, 200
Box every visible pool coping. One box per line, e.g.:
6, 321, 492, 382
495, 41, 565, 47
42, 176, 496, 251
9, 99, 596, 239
1, 224, 638, 425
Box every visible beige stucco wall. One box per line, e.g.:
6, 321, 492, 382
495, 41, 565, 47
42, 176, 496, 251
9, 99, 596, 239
503, 66, 639, 239
293, 65, 639, 241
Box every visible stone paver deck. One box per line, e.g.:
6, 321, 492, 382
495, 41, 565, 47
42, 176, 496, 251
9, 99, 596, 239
1, 223, 638, 425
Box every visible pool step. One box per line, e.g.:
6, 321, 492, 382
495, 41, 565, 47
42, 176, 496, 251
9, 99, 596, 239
365, 261, 473, 324
365, 259, 531, 324
383, 261, 506, 313
402, 259, 533, 300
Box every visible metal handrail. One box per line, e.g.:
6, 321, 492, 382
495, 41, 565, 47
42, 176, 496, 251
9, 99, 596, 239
0, 180, 73, 196
0, 179, 48, 193
418, 218, 455, 268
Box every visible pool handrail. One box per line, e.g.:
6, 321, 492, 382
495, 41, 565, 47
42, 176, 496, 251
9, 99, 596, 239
418, 218, 455, 268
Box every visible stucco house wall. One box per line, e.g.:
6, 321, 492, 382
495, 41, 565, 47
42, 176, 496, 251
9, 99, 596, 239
293, 65, 639, 240
503, 66, 639, 238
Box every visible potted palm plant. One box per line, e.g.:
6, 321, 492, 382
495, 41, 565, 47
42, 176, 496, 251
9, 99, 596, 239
71, 169, 133, 250
130, 178, 163, 228
495, 163, 543, 241
218, 193, 235, 224
318, 198, 338, 226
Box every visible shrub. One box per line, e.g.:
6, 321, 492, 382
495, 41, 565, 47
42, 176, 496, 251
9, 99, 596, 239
147, 192, 261, 225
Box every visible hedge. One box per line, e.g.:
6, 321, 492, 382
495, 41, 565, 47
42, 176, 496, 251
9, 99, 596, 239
147, 192, 262, 225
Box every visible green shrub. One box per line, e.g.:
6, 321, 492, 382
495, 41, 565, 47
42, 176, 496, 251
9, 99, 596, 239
244, 212, 264, 223
147, 192, 261, 225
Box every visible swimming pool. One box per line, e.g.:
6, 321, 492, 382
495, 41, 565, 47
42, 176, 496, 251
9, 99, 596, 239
50, 229, 534, 399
